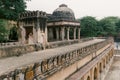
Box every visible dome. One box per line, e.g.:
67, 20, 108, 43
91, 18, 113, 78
52, 4, 75, 21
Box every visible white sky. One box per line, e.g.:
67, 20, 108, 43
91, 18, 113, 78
26, 0, 120, 19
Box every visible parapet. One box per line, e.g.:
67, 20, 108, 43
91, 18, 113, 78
19, 11, 47, 20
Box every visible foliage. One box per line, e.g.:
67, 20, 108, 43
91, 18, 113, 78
78, 16, 98, 37
9, 25, 18, 41
0, 19, 9, 42
0, 0, 26, 20
98, 19, 115, 36
78, 16, 120, 37
98, 17, 119, 36
116, 20, 120, 37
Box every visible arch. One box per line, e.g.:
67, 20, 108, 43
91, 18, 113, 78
109, 52, 111, 60
94, 67, 98, 80
53, 57, 58, 67
47, 58, 54, 70
61, 55, 65, 64
99, 63, 102, 73
41, 60, 48, 73
103, 59, 105, 68
87, 76, 90, 80
106, 55, 109, 64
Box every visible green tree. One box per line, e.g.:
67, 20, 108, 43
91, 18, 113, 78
78, 16, 98, 37
98, 17, 118, 37
0, 0, 26, 20
9, 25, 18, 41
116, 19, 120, 37
0, 19, 9, 42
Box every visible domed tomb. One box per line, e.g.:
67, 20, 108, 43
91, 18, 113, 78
47, 4, 80, 42
52, 4, 75, 21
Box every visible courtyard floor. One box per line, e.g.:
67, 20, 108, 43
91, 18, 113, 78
105, 55, 120, 80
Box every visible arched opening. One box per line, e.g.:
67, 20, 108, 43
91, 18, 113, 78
69, 28, 74, 39
24, 26, 33, 44
103, 59, 105, 68
94, 68, 98, 80
87, 76, 90, 80
99, 63, 102, 73
106, 56, 108, 64
109, 53, 110, 59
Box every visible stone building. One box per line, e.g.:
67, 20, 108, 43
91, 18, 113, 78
18, 4, 80, 44
18, 11, 47, 44
47, 4, 80, 42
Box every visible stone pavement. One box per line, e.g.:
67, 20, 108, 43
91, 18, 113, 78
0, 39, 105, 75
104, 55, 120, 80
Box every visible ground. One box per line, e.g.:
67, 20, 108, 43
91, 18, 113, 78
105, 55, 120, 80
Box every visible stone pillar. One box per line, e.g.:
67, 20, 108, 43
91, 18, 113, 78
56, 28, 59, 40
74, 27, 76, 39
37, 27, 41, 43
61, 27, 65, 40
20, 26, 26, 44
45, 25, 48, 43
36, 18, 40, 43
33, 26, 37, 43
78, 28, 80, 40
67, 27, 70, 40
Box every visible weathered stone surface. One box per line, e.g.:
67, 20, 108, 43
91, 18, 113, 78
105, 55, 120, 80
0, 38, 113, 80
0, 38, 93, 59
25, 71, 34, 80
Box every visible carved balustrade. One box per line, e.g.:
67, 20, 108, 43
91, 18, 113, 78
0, 38, 114, 80
19, 11, 47, 20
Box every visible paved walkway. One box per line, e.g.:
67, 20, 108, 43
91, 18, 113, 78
0, 39, 105, 75
105, 55, 120, 80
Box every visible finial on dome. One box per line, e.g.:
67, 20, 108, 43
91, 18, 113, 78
59, 4, 67, 7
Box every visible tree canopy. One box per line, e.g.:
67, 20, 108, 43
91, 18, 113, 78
78, 16, 120, 37
0, 19, 9, 42
116, 20, 120, 37
9, 25, 18, 41
0, 0, 26, 42
78, 16, 98, 37
0, 0, 26, 20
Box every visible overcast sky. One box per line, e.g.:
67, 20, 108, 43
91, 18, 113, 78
26, 0, 120, 19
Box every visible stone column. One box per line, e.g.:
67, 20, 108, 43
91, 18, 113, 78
56, 28, 59, 40
45, 25, 48, 43
36, 18, 40, 43
44, 19, 47, 43
37, 27, 41, 43
33, 26, 37, 43
74, 27, 76, 39
61, 27, 65, 40
67, 27, 70, 40
78, 28, 80, 40
21, 26, 26, 44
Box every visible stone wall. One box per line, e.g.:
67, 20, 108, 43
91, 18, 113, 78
0, 37, 94, 59
0, 44, 42, 58
0, 37, 114, 80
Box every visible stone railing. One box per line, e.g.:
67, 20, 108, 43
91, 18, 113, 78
0, 37, 114, 80
48, 37, 94, 48
0, 44, 38, 58
0, 37, 94, 58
